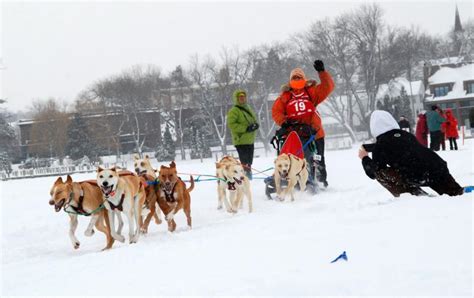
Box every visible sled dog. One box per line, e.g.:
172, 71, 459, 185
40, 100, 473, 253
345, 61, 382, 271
49, 175, 115, 250
274, 153, 308, 201
157, 161, 194, 232
216, 156, 253, 213
97, 167, 146, 244
133, 154, 162, 233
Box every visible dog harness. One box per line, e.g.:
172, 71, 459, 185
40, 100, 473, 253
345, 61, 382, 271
287, 156, 306, 179
107, 193, 126, 211
64, 181, 105, 216
163, 180, 179, 203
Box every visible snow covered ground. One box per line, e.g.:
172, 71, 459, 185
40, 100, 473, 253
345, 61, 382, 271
1, 140, 472, 296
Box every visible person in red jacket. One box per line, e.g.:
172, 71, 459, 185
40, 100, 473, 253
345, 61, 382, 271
444, 109, 459, 150
272, 60, 335, 187
415, 112, 428, 147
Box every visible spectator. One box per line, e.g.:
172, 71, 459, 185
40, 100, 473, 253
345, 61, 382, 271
398, 115, 411, 133
359, 110, 465, 197
415, 112, 428, 147
227, 89, 259, 179
426, 105, 446, 151
445, 109, 459, 150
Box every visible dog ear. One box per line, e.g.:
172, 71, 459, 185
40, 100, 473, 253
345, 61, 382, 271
97, 166, 103, 173
110, 166, 117, 172
216, 162, 221, 169
54, 176, 63, 185
66, 175, 73, 184
170, 161, 176, 168
134, 154, 139, 161
145, 154, 149, 159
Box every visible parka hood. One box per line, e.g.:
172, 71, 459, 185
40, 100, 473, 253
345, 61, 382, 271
370, 110, 400, 138
232, 89, 247, 106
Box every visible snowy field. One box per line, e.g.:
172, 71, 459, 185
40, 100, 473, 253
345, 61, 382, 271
1, 141, 472, 296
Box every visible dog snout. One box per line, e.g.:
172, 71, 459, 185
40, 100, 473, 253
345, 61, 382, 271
135, 168, 140, 173
49, 199, 55, 205
102, 181, 109, 187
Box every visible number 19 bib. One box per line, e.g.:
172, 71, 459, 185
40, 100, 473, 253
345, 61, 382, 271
286, 92, 315, 121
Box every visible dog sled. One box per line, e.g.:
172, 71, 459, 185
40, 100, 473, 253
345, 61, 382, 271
264, 122, 321, 199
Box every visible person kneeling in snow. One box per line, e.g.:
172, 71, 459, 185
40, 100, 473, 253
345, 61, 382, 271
358, 110, 464, 197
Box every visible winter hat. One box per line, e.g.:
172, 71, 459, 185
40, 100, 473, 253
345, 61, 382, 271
370, 110, 400, 138
289, 68, 306, 81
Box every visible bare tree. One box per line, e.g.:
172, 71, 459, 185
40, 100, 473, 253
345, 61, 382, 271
29, 98, 70, 158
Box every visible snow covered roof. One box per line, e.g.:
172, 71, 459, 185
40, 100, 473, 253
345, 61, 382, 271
429, 56, 464, 66
426, 64, 474, 102
377, 78, 423, 99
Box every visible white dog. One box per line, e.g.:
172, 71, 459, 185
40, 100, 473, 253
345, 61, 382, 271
97, 167, 146, 244
216, 156, 253, 213
274, 153, 308, 201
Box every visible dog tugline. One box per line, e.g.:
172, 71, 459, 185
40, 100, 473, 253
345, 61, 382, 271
265, 59, 335, 199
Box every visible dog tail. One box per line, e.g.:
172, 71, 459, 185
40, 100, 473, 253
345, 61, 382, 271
187, 175, 195, 193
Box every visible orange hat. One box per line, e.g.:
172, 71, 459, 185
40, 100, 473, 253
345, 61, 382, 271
290, 68, 306, 80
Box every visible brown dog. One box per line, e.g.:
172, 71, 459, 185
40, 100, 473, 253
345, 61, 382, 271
157, 161, 194, 232
49, 175, 114, 250
134, 154, 162, 234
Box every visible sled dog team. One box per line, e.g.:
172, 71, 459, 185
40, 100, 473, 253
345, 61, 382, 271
50, 154, 307, 250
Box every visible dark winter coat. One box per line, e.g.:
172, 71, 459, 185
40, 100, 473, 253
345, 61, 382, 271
415, 113, 428, 147
227, 89, 258, 146
398, 119, 411, 133
362, 129, 456, 191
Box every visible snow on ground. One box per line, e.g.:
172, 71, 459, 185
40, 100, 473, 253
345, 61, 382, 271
1, 140, 472, 296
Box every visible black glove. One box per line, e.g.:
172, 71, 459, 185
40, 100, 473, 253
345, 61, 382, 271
246, 123, 259, 132
281, 120, 297, 129
313, 60, 325, 72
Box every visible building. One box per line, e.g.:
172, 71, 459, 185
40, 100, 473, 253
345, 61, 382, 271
424, 63, 474, 128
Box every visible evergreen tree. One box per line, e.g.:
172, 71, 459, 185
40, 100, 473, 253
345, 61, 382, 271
398, 86, 413, 121
185, 115, 212, 160
155, 125, 176, 161
0, 102, 17, 170
64, 113, 98, 160
0, 151, 12, 175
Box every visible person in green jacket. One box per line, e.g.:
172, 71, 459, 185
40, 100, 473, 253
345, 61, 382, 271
426, 105, 446, 151
227, 89, 259, 179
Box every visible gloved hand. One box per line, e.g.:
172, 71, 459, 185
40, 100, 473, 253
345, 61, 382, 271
313, 60, 325, 72
281, 120, 298, 129
246, 123, 259, 132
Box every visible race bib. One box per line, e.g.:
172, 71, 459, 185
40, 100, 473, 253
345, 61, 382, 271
286, 92, 315, 120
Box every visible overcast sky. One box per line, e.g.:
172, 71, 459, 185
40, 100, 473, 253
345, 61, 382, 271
1, 0, 473, 112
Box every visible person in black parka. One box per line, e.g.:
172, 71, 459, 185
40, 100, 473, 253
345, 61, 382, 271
359, 110, 464, 197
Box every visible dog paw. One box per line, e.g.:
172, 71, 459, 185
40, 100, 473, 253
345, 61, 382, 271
226, 208, 237, 214
113, 234, 125, 243
73, 241, 80, 249
154, 218, 162, 225
84, 229, 95, 237
217, 205, 223, 210
165, 213, 174, 221
140, 226, 148, 234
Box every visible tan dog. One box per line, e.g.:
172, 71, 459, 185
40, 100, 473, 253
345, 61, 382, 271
157, 161, 194, 232
49, 175, 114, 250
274, 153, 308, 201
97, 167, 146, 244
133, 154, 162, 233
216, 156, 253, 213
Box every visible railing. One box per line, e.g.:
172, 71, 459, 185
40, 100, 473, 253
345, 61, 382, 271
0, 162, 128, 181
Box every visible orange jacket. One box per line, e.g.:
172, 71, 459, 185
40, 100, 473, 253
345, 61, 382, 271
272, 71, 335, 139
